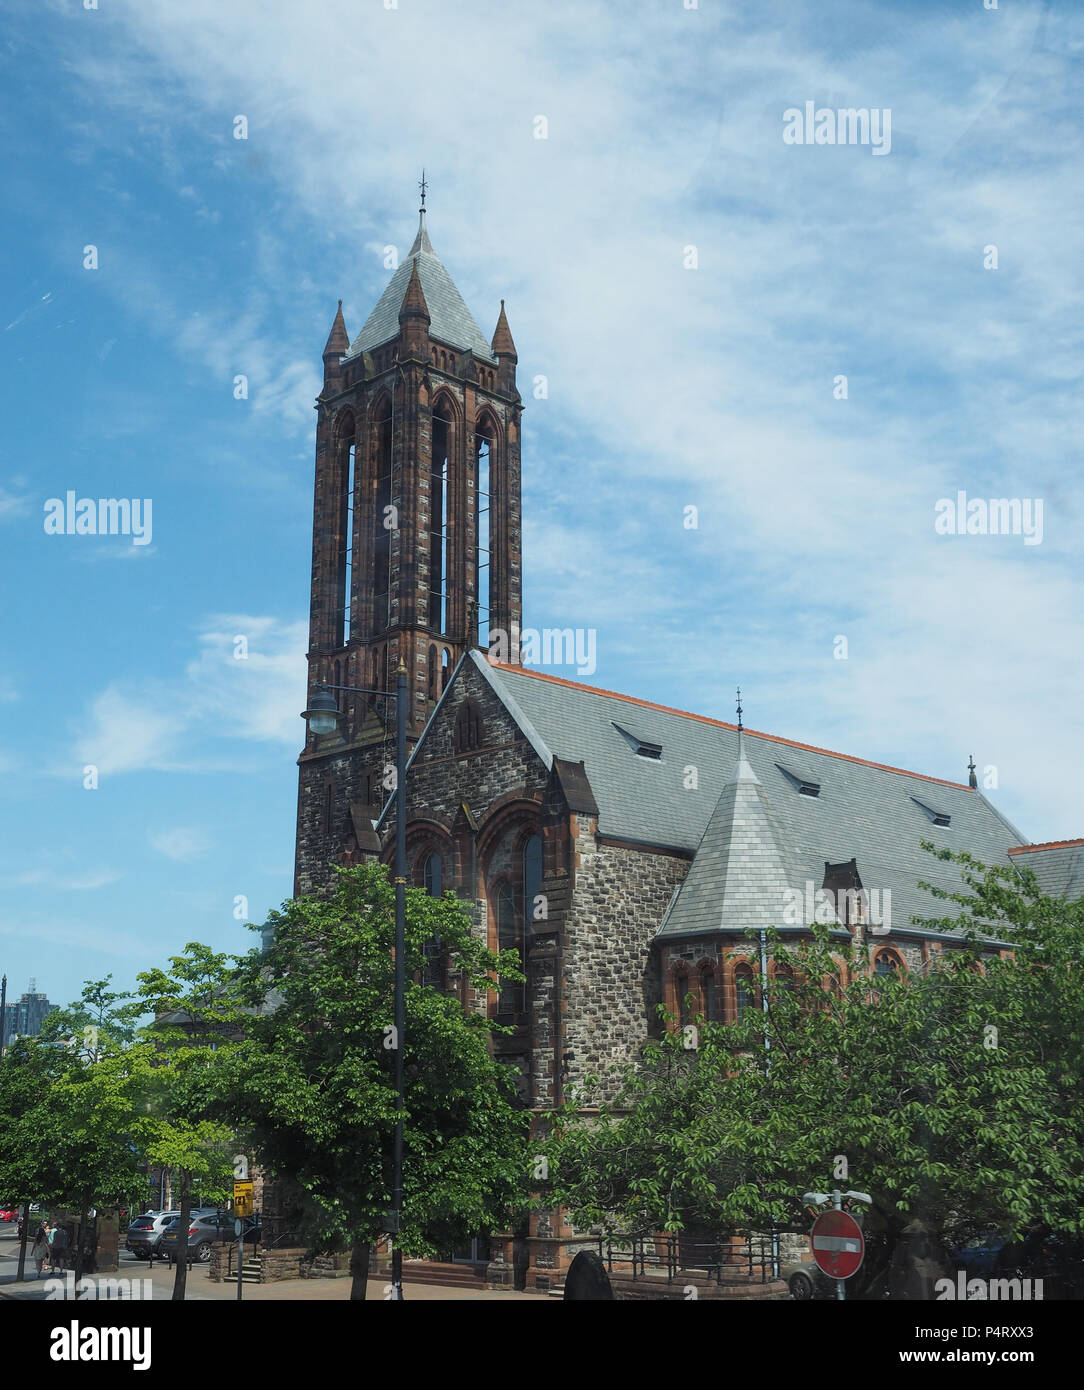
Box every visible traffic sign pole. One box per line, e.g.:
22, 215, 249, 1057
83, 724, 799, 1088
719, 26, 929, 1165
832, 1190, 845, 1302
809, 1195, 865, 1301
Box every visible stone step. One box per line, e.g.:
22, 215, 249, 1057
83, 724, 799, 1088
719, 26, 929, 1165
399, 1261, 487, 1290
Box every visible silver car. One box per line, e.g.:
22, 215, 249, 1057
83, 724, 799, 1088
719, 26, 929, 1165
159, 1210, 255, 1263
126, 1208, 217, 1259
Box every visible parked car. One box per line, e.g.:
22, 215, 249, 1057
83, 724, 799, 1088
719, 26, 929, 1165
159, 1211, 256, 1263
201, 1213, 262, 1246
949, 1228, 1006, 1277
781, 1257, 834, 1300
125, 1210, 211, 1259
0, 1207, 18, 1223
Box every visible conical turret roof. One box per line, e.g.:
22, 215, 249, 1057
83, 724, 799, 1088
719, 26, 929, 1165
398, 258, 430, 321
323, 299, 350, 358
662, 740, 797, 936
491, 299, 517, 358
344, 211, 495, 363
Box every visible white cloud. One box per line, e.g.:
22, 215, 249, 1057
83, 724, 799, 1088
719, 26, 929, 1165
149, 827, 213, 862
67, 614, 307, 776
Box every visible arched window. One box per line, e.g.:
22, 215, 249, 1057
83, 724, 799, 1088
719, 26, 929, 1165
411, 851, 445, 988
874, 951, 902, 980
674, 973, 690, 1026
734, 965, 754, 1023
442, 648, 450, 692
332, 415, 356, 647
430, 402, 452, 635
496, 882, 522, 1013
423, 852, 442, 898
454, 700, 484, 753
523, 834, 542, 929
341, 441, 355, 643
428, 644, 438, 700
371, 406, 393, 635
475, 418, 495, 651
700, 967, 717, 1022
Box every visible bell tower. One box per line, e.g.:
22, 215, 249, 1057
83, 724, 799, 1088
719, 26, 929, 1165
295, 196, 523, 894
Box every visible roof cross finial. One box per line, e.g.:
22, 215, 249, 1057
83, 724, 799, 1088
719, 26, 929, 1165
968, 754, 977, 790
419, 168, 427, 211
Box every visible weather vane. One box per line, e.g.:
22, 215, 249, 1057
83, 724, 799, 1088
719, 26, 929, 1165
736, 686, 743, 732
419, 168, 427, 210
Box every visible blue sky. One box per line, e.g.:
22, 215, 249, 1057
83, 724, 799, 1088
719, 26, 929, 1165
1, 0, 1081, 1012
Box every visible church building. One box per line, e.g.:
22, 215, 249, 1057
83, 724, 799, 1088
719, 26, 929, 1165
295, 199, 1083, 1293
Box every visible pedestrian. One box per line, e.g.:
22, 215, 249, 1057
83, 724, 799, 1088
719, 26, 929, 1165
50, 1222, 69, 1273
32, 1222, 50, 1278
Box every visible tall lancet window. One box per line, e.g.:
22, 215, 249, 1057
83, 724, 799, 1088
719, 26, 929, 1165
430, 405, 451, 635
372, 406, 393, 636
340, 441, 355, 644
475, 420, 494, 649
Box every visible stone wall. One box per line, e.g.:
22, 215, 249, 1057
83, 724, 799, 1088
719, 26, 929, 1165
208, 1243, 307, 1283
562, 822, 689, 1101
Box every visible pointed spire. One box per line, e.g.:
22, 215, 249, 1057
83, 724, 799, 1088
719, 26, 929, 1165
408, 209, 435, 258
398, 258, 430, 323
491, 299, 517, 360
323, 299, 349, 359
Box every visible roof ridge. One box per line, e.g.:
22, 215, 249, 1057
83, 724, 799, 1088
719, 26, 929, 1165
486, 660, 974, 792
1008, 838, 1084, 854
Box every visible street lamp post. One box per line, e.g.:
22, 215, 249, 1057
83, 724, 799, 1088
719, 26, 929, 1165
301, 665, 408, 1301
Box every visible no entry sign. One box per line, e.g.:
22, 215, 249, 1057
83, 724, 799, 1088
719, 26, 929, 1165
810, 1209, 864, 1279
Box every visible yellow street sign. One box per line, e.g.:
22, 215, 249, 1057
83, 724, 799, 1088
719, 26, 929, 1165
233, 1180, 254, 1217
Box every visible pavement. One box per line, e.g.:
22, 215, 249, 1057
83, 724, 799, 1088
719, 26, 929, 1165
0, 1229, 546, 1302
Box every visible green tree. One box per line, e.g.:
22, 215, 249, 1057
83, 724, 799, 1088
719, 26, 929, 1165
129, 945, 243, 1300
0, 975, 233, 1291
215, 862, 531, 1299
38, 974, 137, 1056
541, 848, 1084, 1296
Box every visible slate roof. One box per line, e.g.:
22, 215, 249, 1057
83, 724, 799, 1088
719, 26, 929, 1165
472, 653, 1032, 940
672, 746, 797, 935
1008, 839, 1084, 901
343, 212, 496, 363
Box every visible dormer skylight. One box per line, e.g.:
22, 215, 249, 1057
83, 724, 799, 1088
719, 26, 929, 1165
612, 722, 662, 760
912, 797, 951, 827
776, 764, 820, 798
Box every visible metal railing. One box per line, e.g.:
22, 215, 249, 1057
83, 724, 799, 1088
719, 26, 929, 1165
593, 1233, 775, 1286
